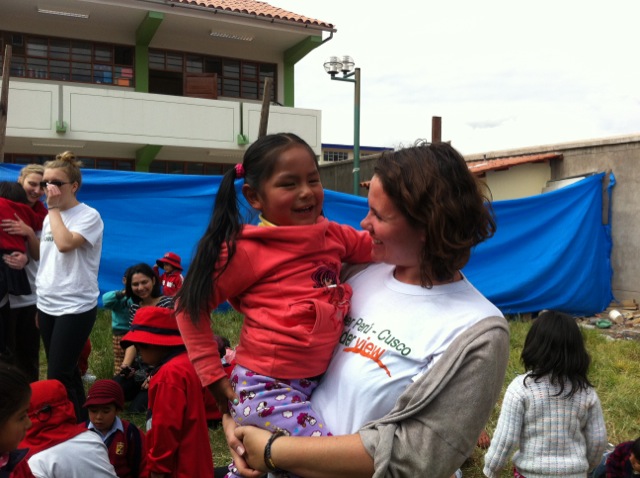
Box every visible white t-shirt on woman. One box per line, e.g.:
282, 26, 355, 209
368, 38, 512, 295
312, 262, 503, 435
36, 203, 103, 315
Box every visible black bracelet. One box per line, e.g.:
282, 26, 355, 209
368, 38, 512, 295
264, 430, 286, 472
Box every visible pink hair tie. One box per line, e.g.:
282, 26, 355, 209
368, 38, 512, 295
235, 163, 245, 178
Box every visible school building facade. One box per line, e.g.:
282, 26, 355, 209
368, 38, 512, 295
0, 0, 335, 175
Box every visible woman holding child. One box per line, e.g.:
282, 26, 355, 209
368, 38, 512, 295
2, 164, 47, 382
225, 141, 510, 478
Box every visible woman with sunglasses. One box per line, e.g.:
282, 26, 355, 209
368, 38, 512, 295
35, 151, 104, 422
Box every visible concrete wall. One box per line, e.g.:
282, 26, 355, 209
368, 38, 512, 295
551, 138, 640, 301
319, 154, 378, 198
467, 134, 640, 302
485, 162, 551, 201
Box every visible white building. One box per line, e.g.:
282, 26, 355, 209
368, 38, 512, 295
1, 0, 335, 173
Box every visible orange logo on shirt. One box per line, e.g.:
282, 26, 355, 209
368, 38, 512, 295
116, 442, 125, 455
344, 336, 390, 377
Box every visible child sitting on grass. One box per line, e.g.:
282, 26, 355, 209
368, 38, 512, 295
102, 269, 133, 374
120, 306, 214, 478
483, 310, 607, 478
82, 379, 146, 478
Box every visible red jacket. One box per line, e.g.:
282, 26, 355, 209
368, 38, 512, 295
146, 351, 214, 478
159, 270, 183, 297
176, 218, 372, 385
0, 198, 42, 252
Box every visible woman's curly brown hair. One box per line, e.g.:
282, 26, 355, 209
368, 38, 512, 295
374, 141, 496, 287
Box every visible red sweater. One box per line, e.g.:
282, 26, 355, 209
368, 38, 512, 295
0, 199, 42, 252
176, 217, 372, 385
146, 352, 214, 478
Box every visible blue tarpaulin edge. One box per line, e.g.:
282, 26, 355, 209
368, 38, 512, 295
0, 164, 613, 316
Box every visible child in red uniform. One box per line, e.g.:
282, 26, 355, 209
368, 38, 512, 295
82, 379, 146, 478
0, 364, 34, 478
120, 306, 214, 478
153, 253, 183, 298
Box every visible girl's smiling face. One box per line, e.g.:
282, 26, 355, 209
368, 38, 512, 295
0, 399, 31, 453
243, 144, 324, 226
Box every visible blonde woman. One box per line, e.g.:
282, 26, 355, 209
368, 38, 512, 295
36, 151, 104, 422
1, 164, 47, 382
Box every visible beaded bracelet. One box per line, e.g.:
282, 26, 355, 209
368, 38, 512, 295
264, 430, 286, 472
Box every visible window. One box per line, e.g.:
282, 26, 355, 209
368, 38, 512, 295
323, 151, 350, 162
150, 49, 276, 101
1, 31, 134, 87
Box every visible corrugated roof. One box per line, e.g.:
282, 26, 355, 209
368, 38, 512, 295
168, 0, 334, 29
466, 152, 562, 175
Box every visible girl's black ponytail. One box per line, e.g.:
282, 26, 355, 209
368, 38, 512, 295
176, 168, 243, 323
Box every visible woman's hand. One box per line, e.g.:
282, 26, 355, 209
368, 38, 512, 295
1, 215, 33, 238
477, 429, 491, 449
221, 414, 263, 478
3, 251, 28, 270
208, 376, 238, 415
44, 183, 63, 209
234, 425, 273, 473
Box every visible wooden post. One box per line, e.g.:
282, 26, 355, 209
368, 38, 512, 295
0, 45, 12, 163
258, 77, 273, 139
431, 116, 441, 144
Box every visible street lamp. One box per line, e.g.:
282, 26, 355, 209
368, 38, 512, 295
324, 55, 361, 196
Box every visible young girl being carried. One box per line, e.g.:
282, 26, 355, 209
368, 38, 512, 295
175, 133, 372, 475
484, 310, 607, 478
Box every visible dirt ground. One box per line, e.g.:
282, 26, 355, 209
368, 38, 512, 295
578, 306, 640, 342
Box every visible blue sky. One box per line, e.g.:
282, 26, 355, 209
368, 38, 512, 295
274, 0, 640, 155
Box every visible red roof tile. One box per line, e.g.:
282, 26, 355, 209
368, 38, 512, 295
466, 152, 562, 175
169, 0, 334, 29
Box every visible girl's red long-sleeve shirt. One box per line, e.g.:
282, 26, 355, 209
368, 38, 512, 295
176, 217, 372, 386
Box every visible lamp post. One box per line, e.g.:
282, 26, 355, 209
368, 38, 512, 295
324, 56, 361, 196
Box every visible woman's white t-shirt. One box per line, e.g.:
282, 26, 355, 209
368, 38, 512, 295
311, 262, 503, 435
36, 203, 103, 315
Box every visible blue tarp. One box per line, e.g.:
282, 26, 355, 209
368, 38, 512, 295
0, 165, 613, 316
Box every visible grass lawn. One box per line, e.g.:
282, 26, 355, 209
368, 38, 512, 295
76, 310, 640, 477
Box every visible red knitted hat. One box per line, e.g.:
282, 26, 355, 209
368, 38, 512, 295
84, 379, 125, 410
156, 252, 182, 271
120, 306, 184, 349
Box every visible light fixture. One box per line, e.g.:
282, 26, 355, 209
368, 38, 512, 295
323, 56, 343, 77
37, 7, 90, 19
323, 56, 361, 195
209, 31, 254, 42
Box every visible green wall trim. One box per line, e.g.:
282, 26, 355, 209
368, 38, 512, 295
135, 144, 162, 172
283, 35, 323, 107
135, 12, 163, 93
136, 11, 163, 45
